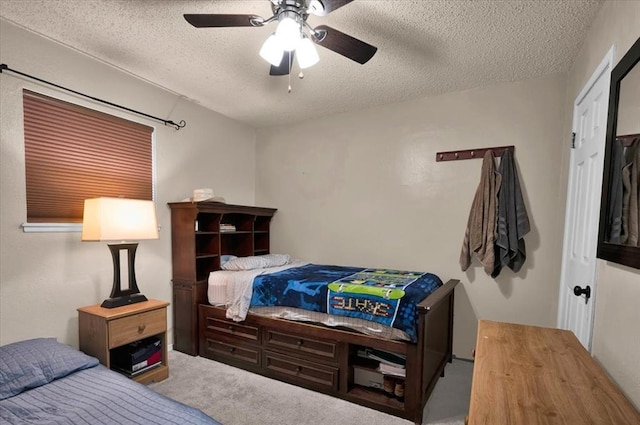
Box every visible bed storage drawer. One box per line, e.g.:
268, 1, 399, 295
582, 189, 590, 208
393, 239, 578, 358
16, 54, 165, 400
202, 315, 259, 343
264, 351, 339, 391
201, 336, 261, 367
264, 328, 338, 361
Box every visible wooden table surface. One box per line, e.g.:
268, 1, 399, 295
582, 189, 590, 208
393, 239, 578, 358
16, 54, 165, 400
468, 320, 640, 424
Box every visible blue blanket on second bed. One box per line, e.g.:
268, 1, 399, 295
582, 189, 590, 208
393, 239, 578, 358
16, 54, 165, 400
250, 264, 443, 342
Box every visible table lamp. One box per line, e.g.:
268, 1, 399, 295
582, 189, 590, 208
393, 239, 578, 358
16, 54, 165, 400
82, 197, 159, 308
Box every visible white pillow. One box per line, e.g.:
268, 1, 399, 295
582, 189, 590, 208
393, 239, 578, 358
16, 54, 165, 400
261, 253, 291, 267
220, 255, 238, 266
221, 254, 291, 271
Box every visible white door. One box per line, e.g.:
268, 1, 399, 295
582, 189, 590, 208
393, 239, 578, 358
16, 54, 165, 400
558, 46, 614, 350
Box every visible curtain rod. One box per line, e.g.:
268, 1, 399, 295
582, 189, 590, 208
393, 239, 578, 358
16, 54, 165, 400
0, 63, 186, 130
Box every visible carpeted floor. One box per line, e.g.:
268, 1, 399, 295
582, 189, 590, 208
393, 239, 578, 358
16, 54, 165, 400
150, 350, 472, 425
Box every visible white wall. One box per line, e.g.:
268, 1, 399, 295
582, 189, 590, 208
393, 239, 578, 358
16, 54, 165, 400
256, 73, 568, 360
0, 20, 256, 348
560, 0, 640, 409
2, 1, 637, 411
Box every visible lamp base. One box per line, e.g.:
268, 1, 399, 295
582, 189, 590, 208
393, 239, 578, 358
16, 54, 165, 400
101, 293, 148, 309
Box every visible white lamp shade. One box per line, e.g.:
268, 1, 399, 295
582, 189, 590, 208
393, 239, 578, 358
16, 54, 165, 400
296, 37, 319, 69
260, 34, 285, 66
82, 197, 159, 241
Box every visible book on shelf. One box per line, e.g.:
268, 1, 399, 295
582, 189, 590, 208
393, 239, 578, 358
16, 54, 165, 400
111, 336, 162, 377
357, 347, 406, 368
219, 223, 236, 232
114, 358, 161, 377
378, 362, 406, 377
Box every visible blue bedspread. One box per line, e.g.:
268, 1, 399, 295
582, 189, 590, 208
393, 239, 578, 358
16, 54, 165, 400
250, 264, 443, 342
0, 364, 221, 425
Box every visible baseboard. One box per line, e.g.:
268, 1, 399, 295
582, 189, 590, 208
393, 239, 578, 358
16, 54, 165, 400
452, 354, 474, 363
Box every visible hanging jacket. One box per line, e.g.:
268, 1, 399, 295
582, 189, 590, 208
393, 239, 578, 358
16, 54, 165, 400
460, 151, 501, 275
605, 139, 625, 243
621, 141, 640, 246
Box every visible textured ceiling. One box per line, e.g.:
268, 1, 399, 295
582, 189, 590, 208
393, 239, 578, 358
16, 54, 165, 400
0, 0, 604, 128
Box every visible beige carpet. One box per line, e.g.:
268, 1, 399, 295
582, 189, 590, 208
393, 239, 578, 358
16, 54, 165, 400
150, 351, 471, 425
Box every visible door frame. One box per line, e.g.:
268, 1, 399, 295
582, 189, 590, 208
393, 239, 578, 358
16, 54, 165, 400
557, 45, 615, 351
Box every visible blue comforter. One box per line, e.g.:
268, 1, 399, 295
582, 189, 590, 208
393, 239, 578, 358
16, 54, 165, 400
250, 264, 443, 342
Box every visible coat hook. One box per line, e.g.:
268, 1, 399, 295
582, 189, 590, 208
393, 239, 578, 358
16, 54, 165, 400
435, 145, 514, 162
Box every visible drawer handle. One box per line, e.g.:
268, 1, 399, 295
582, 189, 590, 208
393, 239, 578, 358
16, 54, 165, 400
228, 325, 234, 331
296, 339, 303, 346
138, 324, 146, 333
296, 366, 302, 373
228, 347, 236, 353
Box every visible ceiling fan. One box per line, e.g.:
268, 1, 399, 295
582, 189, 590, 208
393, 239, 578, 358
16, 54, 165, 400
184, 0, 377, 76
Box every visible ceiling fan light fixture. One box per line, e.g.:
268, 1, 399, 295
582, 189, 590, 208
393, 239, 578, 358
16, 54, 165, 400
184, 1, 376, 75
259, 34, 285, 66
296, 36, 319, 69
275, 11, 301, 51
308, 0, 325, 15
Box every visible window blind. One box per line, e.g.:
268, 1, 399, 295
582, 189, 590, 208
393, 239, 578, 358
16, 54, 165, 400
23, 89, 154, 223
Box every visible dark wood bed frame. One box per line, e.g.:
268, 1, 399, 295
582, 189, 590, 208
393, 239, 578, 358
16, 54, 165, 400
198, 279, 458, 425
168, 201, 459, 424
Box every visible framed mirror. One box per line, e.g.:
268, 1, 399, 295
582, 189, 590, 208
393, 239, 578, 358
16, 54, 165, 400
597, 37, 640, 269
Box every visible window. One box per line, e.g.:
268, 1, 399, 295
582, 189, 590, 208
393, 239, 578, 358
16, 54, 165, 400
22, 90, 154, 229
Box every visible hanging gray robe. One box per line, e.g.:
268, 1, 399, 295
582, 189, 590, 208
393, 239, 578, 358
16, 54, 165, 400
493, 150, 530, 277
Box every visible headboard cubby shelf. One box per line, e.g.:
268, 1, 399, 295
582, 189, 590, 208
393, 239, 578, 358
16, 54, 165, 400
168, 201, 277, 355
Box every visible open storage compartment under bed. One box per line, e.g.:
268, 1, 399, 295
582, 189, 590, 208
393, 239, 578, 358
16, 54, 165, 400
198, 279, 458, 425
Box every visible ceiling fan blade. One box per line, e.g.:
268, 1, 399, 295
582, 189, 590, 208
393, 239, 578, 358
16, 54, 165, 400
183, 14, 261, 28
269, 51, 294, 76
312, 25, 377, 64
310, 0, 354, 16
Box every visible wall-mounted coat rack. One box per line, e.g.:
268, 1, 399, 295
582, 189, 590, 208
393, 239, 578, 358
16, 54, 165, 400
436, 145, 515, 162
617, 133, 639, 147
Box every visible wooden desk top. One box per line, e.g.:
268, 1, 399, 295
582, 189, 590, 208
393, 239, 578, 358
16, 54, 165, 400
468, 320, 640, 424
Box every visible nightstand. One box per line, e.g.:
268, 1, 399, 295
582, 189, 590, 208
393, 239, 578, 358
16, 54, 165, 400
78, 299, 170, 384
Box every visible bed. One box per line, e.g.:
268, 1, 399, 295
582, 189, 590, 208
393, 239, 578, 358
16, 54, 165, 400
0, 338, 221, 425
199, 256, 458, 425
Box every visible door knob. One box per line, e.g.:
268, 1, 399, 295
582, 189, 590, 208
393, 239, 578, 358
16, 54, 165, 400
573, 285, 591, 304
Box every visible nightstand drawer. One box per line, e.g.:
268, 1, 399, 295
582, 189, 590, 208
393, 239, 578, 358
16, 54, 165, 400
109, 308, 166, 348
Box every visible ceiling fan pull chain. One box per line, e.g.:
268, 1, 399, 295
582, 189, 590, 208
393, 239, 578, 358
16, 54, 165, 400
288, 53, 293, 93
